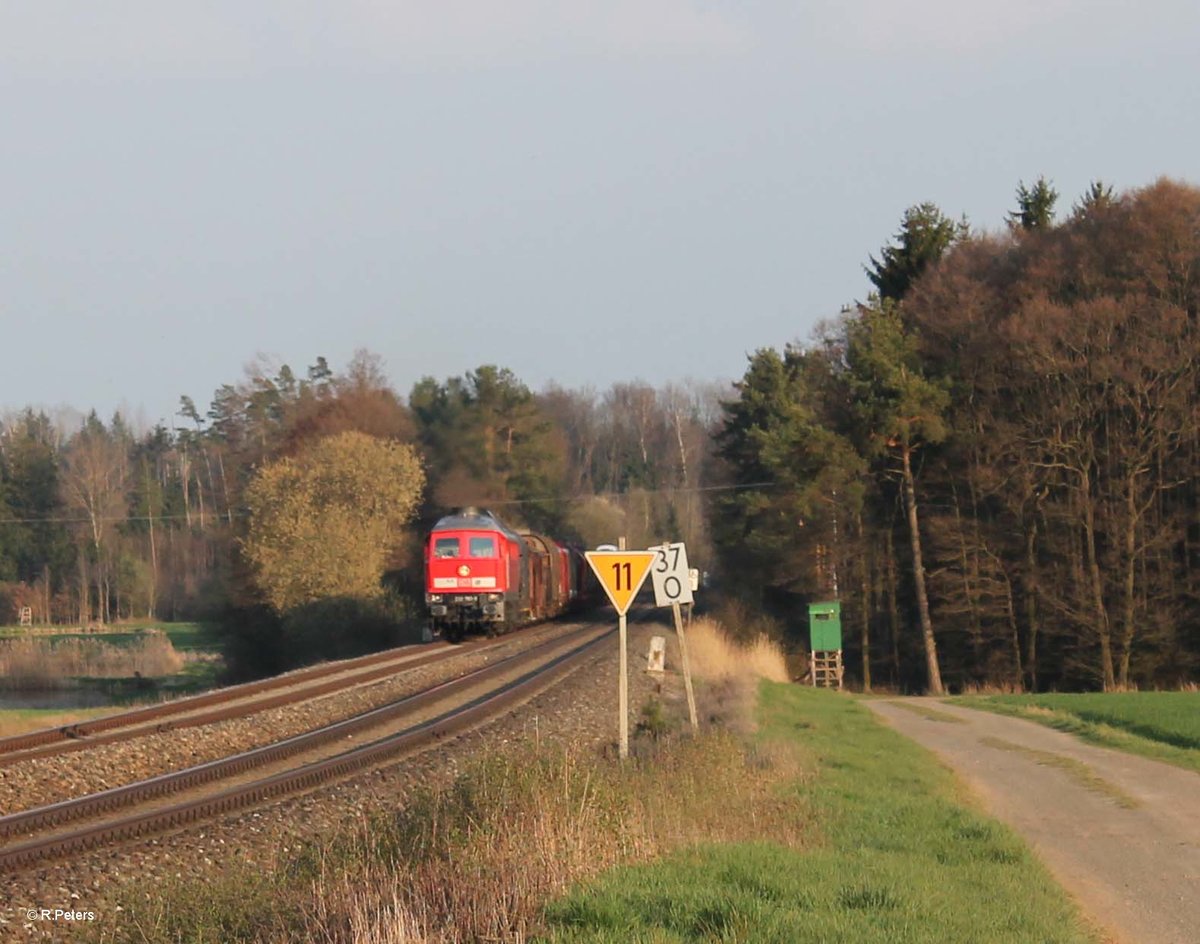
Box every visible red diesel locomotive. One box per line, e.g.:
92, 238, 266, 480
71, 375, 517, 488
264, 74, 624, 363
424, 508, 588, 641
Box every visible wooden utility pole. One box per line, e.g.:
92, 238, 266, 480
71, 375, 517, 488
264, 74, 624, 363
618, 535, 628, 759
584, 544, 654, 763
653, 538, 699, 733
673, 600, 698, 731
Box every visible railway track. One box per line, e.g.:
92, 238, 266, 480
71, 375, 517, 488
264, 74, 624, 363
0, 622, 613, 873
0, 629, 552, 768
0, 639, 469, 757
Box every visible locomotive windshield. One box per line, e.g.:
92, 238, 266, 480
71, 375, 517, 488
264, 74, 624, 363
433, 537, 459, 558
468, 536, 497, 558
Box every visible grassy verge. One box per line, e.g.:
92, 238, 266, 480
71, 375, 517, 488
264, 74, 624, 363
90, 731, 805, 943
158, 621, 222, 652
951, 692, 1200, 774
539, 685, 1098, 943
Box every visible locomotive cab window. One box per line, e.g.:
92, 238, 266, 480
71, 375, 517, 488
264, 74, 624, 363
433, 537, 460, 558
468, 536, 497, 558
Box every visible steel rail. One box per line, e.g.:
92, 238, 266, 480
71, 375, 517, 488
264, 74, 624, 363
0, 640, 457, 755
0, 624, 612, 873
0, 622, 607, 844
0, 623, 571, 764
0, 637, 490, 768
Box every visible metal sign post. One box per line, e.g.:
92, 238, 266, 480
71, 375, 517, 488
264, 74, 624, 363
584, 543, 655, 759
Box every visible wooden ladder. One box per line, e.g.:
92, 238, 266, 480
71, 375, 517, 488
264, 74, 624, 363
811, 650, 844, 690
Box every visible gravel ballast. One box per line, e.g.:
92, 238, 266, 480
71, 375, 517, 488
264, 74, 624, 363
0, 615, 688, 939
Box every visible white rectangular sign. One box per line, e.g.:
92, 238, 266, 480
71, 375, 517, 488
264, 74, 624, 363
648, 542, 694, 607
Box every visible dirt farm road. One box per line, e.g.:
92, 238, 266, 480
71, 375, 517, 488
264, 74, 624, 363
867, 699, 1200, 944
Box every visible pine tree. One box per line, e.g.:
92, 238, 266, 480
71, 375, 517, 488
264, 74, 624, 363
866, 202, 961, 302
1008, 176, 1059, 231
844, 301, 950, 694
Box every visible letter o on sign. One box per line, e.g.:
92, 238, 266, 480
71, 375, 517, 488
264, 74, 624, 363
650, 542, 694, 607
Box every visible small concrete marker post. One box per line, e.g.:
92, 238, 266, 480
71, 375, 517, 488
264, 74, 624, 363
650, 541, 699, 732
585, 540, 655, 760
647, 636, 667, 673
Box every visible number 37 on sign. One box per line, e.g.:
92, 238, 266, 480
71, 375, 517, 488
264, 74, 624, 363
648, 542, 694, 607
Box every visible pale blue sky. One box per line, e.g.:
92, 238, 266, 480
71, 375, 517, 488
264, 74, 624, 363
2, 2, 1197, 429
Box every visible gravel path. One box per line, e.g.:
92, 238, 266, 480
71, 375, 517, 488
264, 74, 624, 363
868, 698, 1200, 944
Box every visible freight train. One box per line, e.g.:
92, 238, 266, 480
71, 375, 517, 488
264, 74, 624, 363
424, 508, 591, 641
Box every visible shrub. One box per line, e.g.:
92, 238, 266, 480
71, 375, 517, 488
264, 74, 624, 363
0, 634, 184, 689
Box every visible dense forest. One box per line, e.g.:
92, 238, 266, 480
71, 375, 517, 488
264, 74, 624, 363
716, 178, 1200, 693
3, 177, 1199, 692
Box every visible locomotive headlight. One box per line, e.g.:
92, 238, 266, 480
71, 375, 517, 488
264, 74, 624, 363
427, 594, 444, 603
457, 564, 471, 577
487, 593, 502, 601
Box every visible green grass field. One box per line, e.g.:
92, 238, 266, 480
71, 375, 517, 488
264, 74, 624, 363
952, 691, 1200, 774
538, 685, 1099, 944
0, 621, 225, 717
0, 621, 219, 650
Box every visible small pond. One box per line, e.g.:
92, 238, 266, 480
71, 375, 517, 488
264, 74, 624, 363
0, 688, 122, 710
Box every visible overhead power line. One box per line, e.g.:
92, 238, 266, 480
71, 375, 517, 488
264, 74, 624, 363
0, 481, 783, 526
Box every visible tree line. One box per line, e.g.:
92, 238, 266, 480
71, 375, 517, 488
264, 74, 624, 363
713, 177, 1200, 692
0, 352, 720, 671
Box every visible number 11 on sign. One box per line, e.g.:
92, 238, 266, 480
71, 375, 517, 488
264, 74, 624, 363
585, 550, 655, 758
585, 551, 655, 617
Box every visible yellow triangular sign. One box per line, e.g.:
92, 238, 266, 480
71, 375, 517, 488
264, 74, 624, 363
585, 551, 655, 616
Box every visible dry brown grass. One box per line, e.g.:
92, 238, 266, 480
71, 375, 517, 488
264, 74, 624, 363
0, 634, 184, 688
685, 617, 789, 684
679, 616, 789, 734
958, 680, 1026, 695
296, 734, 807, 944
0, 707, 121, 738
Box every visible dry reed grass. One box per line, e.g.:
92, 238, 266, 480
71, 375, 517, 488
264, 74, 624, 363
298, 733, 807, 944
685, 617, 789, 684
0, 634, 185, 688
958, 680, 1027, 696
680, 616, 789, 734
